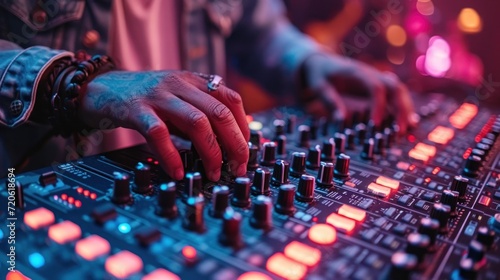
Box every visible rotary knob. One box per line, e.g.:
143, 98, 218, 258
231, 177, 251, 208
334, 132, 346, 154
260, 142, 277, 167
321, 138, 335, 162
250, 195, 273, 230
361, 138, 375, 160
179, 149, 194, 172
450, 175, 469, 202
316, 162, 334, 188
184, 172, 202, 199
247, 142, 259, 171
355, 123, 367, 145
306, 145, 321, 170
388, 251, 418, 280
219, 208, 243, 248
418, 217, 439, 249
273, 119, 285, 138
374, 133, 385, 155
476, 226, 495, 249
296, 174, 315, 202
250, 130, 262, 150
463, 155, 482, 177
210, 185, 230, 218
271, 159, 290, 186
276, 135, 287, 156
466, 240, 486, 262
440, 190, 459, 217
298, 125, 310, 148
289, 152, 306, 177
183, 196, 206, 233
344, 128, 356, 150
334, 153, 350, 180
156, 182, 178, 218
275, 184, 296, 215
430, 203, 451, 233
133, 162, 152, 194
251, 168, 271, 195
405, 233, 430, 264
286, 115, 296, 134
112, 171, 132, 204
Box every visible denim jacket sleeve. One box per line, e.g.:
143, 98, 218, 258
227, 0, 324, 100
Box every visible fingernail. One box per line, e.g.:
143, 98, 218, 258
175, 168, 184, 181
210, 168, 221, 182
236, 163, 247, 176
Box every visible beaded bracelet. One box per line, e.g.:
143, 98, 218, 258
50, 54, 115, 136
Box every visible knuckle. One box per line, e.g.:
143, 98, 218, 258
224, 89, 243, 104
144, 122, 167, 138
188, 111, 210, 129
210, 102, 233, 122
163, 72, 185, 90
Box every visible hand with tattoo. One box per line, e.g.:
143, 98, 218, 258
77, 70, 250, 181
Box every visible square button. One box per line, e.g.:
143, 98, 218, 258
24, 207, 55, 230
75, 235, 110, 261
105, 251, 143, 279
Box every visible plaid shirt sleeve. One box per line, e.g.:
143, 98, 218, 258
0, 40, 73, 128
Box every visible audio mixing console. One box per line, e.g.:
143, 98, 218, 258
1, 94, 500, 280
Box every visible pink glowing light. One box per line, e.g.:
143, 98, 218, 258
424, 36, 451, 77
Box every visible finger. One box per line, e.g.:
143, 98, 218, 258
151, 96, 226, 181
186, 73, 250, 141
129, 106, 184, 180
307, 68, 347, 120
173, 86, 249, 178
380, 73, 417, 134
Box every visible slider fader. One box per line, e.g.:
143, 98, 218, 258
1, 94, 500, 280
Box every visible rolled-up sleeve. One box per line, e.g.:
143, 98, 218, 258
0, 42, 73, 127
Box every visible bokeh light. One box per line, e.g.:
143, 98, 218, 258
458, 8, 482, 33
416, 0, 435, 16
386, 25, 407, 47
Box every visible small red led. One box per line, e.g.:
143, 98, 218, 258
154, 160, 159, 165
409, 165, 416, 171
312, 217, 318, 222
83, 190, 90, 197
77, 187, 83, 194
182, 246, 197, 260
90, 193, 97, 200
407, 135, 416, 143
68, 197, 75, 204
75, 200, 82, 208
432, 167, 440, 175
147, 157, 153, 163
61, 194, 68, 201
424, 178, 431, 184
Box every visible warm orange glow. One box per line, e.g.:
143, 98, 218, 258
326, 213, 356, 233
77, 187, 83, 194
428, 126, 455, 144
424, 178, 431, 184
338, 204, 366, 222
266, 253, 307, 280
24, 207, 55, 230
308, 224, 337, 245
67, 197, 75, 204
83, 190, 90, 197
75, 200, 82, 208
458, 8, 482, 33
48, 221, 81, 244
237, 272, 272, 280
61, 194, 68, 200
141, 268, 181, 280
416, 0, 434, 16
367, 183, 392, 198
182, 246, 197, 259
408, 149, 429, 162
478, 195, 491, 206
449, 103, 478, 129
376, 176, 400, 190
6, 271, 30, 280
432, 167, 441, 175
105, 251, 143, 279
284, 241, 322, 267
386, 25, 407, 47
414, 143, 437, 157
246, 115, 254, 124
75, 235, 111, 261
90, 193, 97, 199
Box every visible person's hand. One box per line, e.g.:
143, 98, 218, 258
78, 70, 250, 181
300, 53, 418, 133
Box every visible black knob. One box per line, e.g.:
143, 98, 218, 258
384, 127, 395, 148
458, 258, 479, 280
286, 115, 296, 134
405, 233, 430, 264
298, 125, 310, 148
334, 132, 346, 154
316, 162, 334, 188
450, 175, 469, 202
476, 143, 491, 153
276, 135, 287, 156
251, 168, 271, 195
219, 208, 243, 248
247, 142, 259, 171
308, 118, 319, 140
467, 240, 486, 262
273, 119, 285, 138
367, 119, 379, 138
334, 153, 350, 180
306, 145, 321, 170
179, 149, 194, 172
430, 203, 451, 233
232, 177, 251, 208
156, 182, 178, 218
296, 175, 315, 202
321, 138, 335, 162
418, 217, 439, 248
476, 226, 495, 249
345, 128, 355, 150
183, 196, 205, 232
133, 162, 152, 194
193, 159, 207, 182
250, 195, 273, 230
260, 142, 276, 167
471, 148, 486, 160
361, 138, 375, 160
290, 152, 306, 177
463, 155, 482, 177
112, 171, 132, 204
14, 181, 24, 209
250, 130, 262, 150
271, 160, 289, 186
275, 184, 296, 215
184, 172, 202, 198
440, 190, 459, 217
388, 251, 418, 280
374, 133, 385, 155
210, 185, 230, 218
355, 123, 367, 145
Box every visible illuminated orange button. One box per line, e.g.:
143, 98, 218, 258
48, 221, 81, 244
428, 126, 454, 144
284, 241, 321, 267
408, 149, 429, 163
308, 224, 337, 245
460, 103, 478, 114
376, 176, 400, 190
338, 204, 366, 222
6, 270, 30, 280
367, 183, 392, 198
75, 235, 110, 261
24, 207, 55, 230
266, 253, 307, 280
105, 251, 143, 279
478, 195, 491, 206
326, 212, 356, 233
182, 246, 197, 260
414, 143, 437, 157
238, 272, 272, 280
142, 268, 180, 280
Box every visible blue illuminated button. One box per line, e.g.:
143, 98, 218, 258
29, 252, 45, 268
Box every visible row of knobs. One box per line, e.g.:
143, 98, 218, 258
463, 118, 499, 177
